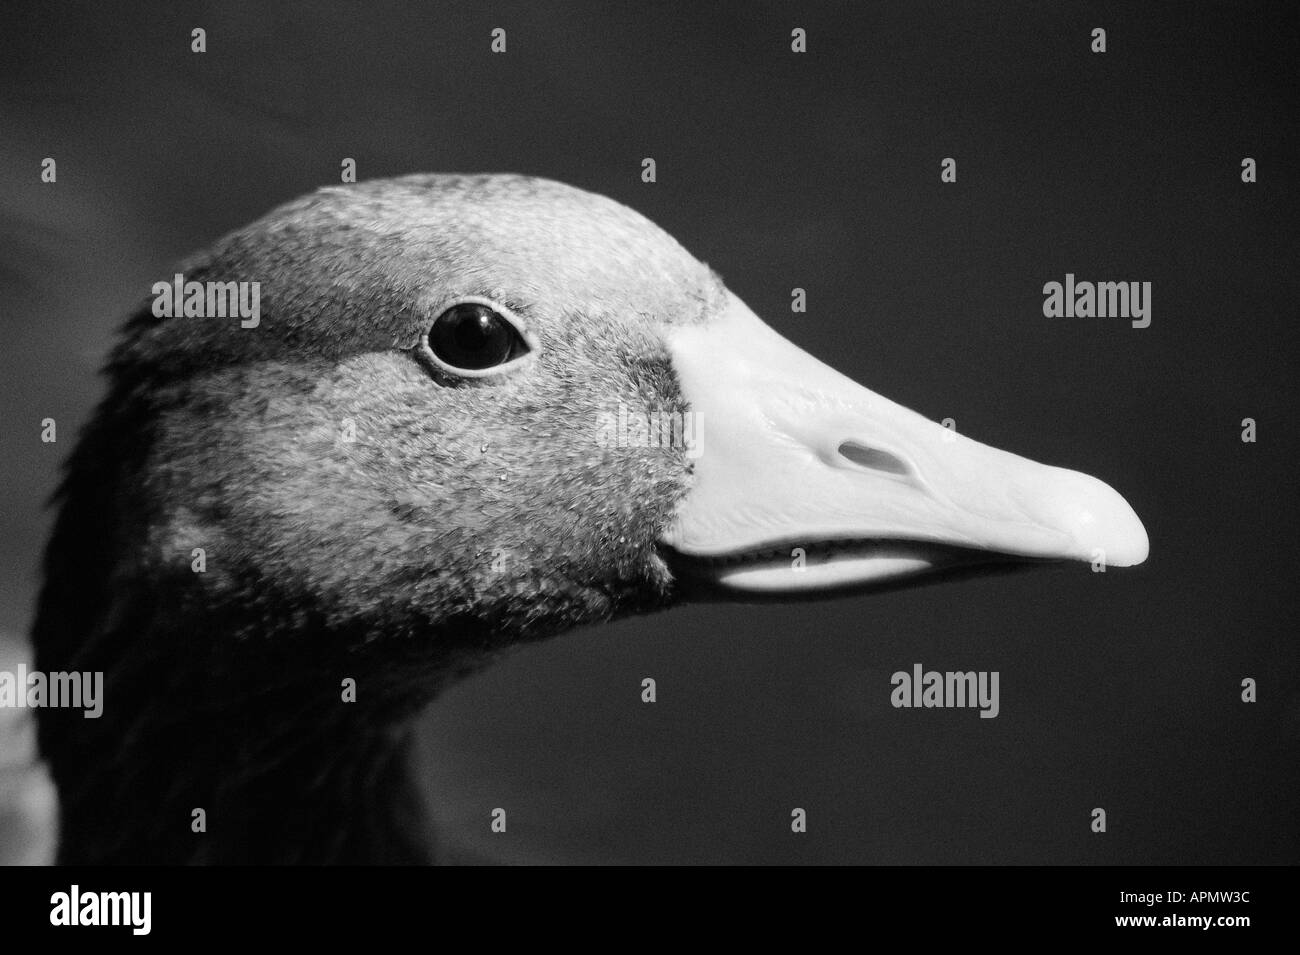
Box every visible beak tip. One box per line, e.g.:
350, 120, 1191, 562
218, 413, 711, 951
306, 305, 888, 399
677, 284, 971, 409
1056, 473, 1150, 567
1098, 520, 1149, 567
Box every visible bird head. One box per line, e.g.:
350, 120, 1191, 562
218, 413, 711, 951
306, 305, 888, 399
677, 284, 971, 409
100, 173, 1146, 658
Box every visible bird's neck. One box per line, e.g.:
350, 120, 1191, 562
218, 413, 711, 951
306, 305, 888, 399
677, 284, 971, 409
35, 570, 487, 864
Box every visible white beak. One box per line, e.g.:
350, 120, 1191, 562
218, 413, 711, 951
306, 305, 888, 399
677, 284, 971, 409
660, 292, 1149, 594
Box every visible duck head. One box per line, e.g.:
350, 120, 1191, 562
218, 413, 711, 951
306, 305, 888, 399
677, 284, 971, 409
114, 173, 1146, 621
36, 173, 1147, 863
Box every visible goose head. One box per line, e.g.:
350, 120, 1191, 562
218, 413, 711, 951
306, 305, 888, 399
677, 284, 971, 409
34, 173, 1147, 863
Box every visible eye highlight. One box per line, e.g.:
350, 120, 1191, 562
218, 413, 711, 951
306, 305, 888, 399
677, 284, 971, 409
423, 300, 532, 376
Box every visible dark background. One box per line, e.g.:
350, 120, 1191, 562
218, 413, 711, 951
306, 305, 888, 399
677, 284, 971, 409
1, 1, 1296, 864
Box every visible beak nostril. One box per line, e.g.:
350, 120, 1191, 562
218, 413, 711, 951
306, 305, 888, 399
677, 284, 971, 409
837, 440, 912, 478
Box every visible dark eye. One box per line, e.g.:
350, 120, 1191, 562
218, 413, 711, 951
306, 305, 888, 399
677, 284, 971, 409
427, 302, 530, 372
